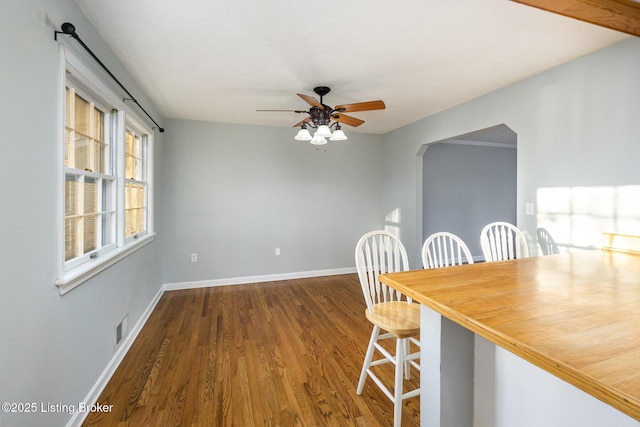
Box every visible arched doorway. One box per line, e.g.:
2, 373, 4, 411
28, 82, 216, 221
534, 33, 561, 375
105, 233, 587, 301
419, 124, 517, 261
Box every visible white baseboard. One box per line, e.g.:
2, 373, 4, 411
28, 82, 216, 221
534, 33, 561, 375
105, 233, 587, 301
66, 285, 165, 427
164, 267, 357, 291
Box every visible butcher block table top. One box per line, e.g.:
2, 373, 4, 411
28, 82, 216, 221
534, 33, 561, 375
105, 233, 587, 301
380, 249, 640, 421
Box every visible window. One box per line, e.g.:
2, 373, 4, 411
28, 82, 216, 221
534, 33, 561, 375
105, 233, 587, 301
125, 129, 148, 239
57, 48, 154, 294
64, 87, 116, 268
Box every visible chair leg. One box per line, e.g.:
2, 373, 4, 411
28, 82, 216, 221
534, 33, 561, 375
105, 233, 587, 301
394, 337, 405, 427
357, 325, 380, 395
403, 337, 411, 380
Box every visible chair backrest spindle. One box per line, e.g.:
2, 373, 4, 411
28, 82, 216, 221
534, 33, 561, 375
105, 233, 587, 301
422, 232, 474, 269
480, 222, 529, 262
355, 230, 411, 311
536, 227, 560, 255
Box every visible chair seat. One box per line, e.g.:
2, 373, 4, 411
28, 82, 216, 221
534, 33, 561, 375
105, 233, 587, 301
366, 301, 420, 338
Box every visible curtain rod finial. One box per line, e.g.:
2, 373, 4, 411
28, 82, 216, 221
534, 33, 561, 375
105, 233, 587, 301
61, 22, 77, 36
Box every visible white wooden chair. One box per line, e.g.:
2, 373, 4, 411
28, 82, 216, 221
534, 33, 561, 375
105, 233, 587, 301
536, 227, 560, 255
354, 230, 420, 427
422, 231, 474, 268
480, 221, 530, 262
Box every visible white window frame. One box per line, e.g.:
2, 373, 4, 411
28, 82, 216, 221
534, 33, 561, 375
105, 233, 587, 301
63, 85, 117, 270
123, 123, 152, 243
56, 46, 155, 295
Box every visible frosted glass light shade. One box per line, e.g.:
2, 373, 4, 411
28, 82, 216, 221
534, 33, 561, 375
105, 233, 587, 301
295, 128, 312, 141
315, 125, 332, 138
310, 135, 328, 145
329, 129, 347, 141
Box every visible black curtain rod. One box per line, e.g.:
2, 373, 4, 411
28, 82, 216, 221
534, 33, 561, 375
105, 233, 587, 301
55, 22, 165, 133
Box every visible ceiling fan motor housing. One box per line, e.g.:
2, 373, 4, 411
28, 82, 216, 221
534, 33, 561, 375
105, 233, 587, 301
309, 106, 332, 126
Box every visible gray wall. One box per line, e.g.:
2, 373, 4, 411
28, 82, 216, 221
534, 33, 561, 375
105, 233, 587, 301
422, 143, 517, 259
0, 1, 164, 426
4, 1, 640, 426
162, 119, 383, 284
382, 37, 640, 264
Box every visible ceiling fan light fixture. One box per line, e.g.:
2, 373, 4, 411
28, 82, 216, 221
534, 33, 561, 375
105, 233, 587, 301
294, 127, 312, 141
259, 86, 385, 145
310, 134, 328, 145
329, 128, 347, 141
315, 124, 332, 138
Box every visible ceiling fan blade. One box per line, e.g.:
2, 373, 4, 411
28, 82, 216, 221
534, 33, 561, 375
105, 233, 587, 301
297, 93, 324, 109
333, 100, 385, 113
292, 117, 311, 128
332, 113, 364, 127
256, 109, 308, 113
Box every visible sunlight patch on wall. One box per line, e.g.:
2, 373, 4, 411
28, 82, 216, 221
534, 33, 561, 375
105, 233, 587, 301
385, 208, 401, 238
537, 185, 640, 251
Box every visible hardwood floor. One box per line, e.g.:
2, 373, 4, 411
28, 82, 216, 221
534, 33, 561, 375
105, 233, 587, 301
83, 274, 420, 426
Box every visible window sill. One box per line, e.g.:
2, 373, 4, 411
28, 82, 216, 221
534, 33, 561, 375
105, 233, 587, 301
55, 233, 156, 295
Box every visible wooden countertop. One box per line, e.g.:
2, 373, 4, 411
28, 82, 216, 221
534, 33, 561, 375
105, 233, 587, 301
380, 250, 640, 421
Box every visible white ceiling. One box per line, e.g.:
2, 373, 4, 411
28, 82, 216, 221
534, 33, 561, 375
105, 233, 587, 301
74, 0, 629, 134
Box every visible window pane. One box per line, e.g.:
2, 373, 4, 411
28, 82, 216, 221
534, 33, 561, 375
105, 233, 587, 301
74, 133, 90, 171
101, 179, 115, 247
75, 94, 90, 136
65, 218, 78, 262
66, 91, 106, 173
83, 214, 97, 254
84, 177, 97, 214
94, 109, 103, 144
125, 131, 143, 181
65, 87, 71, 130
64, 175, 102, 261
65, 174, 79, 218
91, 108, 105, 174
65, 88, 73, 168
65, 175, 80, 261
92, 137, 104, 174
83, 178, 98, 253
125, 182, 146, 237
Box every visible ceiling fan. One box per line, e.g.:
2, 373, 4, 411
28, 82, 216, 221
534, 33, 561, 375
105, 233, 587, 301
257, 86, 386, 145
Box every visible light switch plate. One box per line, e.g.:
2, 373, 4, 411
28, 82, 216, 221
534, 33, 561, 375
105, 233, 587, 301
525, 203, 534, 216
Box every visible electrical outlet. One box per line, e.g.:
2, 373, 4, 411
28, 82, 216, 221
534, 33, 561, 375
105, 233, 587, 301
275, 248, 281, 256
191, 253, 197, 262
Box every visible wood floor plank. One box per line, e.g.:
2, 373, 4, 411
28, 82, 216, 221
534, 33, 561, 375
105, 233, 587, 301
83, 274, 419, 426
